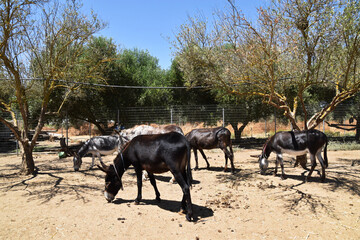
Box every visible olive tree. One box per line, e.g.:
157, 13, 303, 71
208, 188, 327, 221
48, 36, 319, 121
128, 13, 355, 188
173, 0, 360, 131
0, 0, 105, 174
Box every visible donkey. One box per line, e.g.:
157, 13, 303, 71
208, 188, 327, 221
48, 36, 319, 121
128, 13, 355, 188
119, 124, 183, 142
186, 127, 235, 173
97, 132, 193, 221
73, 135, 122, 171
120, 124, 184, 182
259, 129, 328, 182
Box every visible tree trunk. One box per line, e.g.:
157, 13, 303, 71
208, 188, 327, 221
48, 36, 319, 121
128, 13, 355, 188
93, 121, 106, 135
355, 116, 360, 142
20, 142, 35, 175
295, 154, 307, 169
229, 121, 248, 144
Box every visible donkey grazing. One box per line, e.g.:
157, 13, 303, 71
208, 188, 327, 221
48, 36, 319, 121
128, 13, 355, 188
120, 124, 183, 182
259, 129, 328, 182
186, 127, 235, 173
98, 132, 193, 221
73, 135, 122, 171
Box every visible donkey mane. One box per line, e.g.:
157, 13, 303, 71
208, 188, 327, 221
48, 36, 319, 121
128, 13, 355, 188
120, 139, 131, 153
261, 136, 273, 158
77, 140, 90, 158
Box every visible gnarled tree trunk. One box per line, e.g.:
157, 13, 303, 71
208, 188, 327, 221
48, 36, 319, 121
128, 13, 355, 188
229, 121, 248, 144
20, 141, 35, 175
355, 115, 360, 142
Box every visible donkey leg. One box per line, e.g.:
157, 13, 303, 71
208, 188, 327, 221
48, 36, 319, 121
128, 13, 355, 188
229, 143, 235, 173
219, 142, 228, 171
278, 154, 286, 180
142, 170, 149, 181
316, 152, 326, 182
305, 154, 317, 182
222, 147, 235, 173
219, 140, 235, 173
135, 169, 143, 204
170, 171, 187, 211
224, 153, 228, 172
172, 171, 193, 221
199, 149, 210, 169
89, 154, 96, 169
274, 155, 279, 176
193, 149, 199, 170
147, 172, 161, 201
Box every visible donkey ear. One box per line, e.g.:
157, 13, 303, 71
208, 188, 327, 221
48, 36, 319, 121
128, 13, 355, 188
97, 165, 107, 172
97, 160, 109, 172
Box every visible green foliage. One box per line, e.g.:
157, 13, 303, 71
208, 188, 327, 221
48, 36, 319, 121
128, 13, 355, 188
166, 58, 218, 106
123, 49, 170, 106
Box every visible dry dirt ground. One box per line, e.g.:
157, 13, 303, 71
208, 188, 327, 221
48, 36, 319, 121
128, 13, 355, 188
0, 148, 359, 240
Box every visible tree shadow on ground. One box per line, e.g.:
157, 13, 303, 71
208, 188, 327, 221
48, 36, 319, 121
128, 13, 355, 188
213, 160, 360, 218
215, 167, 260, 184
0, 162, 104, 204
112, 198, 213, 221
325, 162, 360, 196
126, 171, 200, 184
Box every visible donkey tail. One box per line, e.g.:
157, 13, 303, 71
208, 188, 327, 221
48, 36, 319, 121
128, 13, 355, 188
324, 136, 328, 168
186, 144, 193, 187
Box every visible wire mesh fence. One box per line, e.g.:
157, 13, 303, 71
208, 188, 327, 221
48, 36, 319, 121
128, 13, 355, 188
0, 103, 358, 153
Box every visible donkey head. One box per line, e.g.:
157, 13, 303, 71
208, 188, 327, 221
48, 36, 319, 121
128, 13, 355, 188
98, 159, 124, 203
73, 152, 82, 171
258, 154, 269, 175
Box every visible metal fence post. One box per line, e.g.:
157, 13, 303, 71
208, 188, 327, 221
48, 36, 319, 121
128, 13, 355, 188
222, 108, 225, 127
16, 111, 19, 156
274, 111, 277, 133
66, 113, 69, 146
265, 119, 267, 137
89, 122, 91, 138
170, 108, 173, 124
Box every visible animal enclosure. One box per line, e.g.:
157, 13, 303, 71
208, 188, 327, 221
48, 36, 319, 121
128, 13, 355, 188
0, 103, 358, 154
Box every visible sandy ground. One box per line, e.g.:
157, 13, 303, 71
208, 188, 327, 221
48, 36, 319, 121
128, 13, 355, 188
0, 148, 359, 240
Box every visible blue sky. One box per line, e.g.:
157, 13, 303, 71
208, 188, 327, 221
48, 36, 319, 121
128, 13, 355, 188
81, 0, 265, 69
